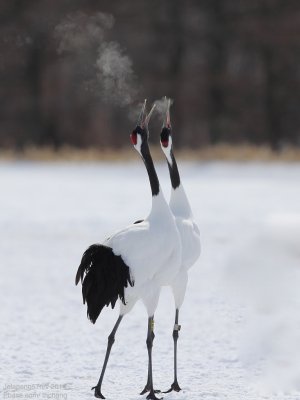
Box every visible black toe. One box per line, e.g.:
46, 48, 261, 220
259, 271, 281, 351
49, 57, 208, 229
163, 381, 181, 393
140, 386, 149, 395
140, 385, 160, 395
92, 386, 105, 399
146, 390, 163, 400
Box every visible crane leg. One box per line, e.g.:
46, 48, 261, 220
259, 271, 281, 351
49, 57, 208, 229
163, 308, 182, 393
92, 315, 123, 399
140, 316, 162, 400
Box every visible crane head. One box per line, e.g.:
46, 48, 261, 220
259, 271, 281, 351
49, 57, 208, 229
130, 100, 156, 152
160, 97, 172, 151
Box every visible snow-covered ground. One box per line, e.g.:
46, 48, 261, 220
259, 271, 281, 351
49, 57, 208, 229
1, 161, 300, 400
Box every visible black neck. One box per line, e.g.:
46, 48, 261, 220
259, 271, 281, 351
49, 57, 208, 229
140, 141, 160, 197
167, 150, 181, 190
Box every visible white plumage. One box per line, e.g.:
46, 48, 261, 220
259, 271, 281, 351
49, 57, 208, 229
76, 101, 181, 400
104, 190, 181, 315
159, 99, 201, 393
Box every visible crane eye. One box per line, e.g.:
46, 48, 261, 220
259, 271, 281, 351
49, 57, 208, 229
130, 132, 137, 145
161, 140, 169, 148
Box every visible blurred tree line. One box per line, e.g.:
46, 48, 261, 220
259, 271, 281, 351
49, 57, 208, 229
0, 0, 300, 151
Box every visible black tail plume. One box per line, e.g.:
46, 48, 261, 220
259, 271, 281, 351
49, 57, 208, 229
75, 244, 133, 324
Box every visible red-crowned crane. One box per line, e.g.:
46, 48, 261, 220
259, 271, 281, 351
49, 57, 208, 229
75, 100, 182, 400
159, 98, 201, 393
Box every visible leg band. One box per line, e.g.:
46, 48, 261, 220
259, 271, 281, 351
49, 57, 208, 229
174, 324, 181, 331
150, 319, 155, 331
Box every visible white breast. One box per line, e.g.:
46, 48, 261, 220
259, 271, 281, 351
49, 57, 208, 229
105, 193, 182, 293
169, 184, 201, 270
175, 216, 201, 270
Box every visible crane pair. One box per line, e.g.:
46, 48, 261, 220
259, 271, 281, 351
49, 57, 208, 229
76, 98, 201, 400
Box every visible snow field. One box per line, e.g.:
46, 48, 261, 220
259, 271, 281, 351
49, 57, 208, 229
1, 161, 300, 400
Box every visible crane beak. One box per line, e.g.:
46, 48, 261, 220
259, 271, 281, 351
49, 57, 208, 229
163, 97, 171, 128
137, 99, 147, 127
143, 103, 156, 128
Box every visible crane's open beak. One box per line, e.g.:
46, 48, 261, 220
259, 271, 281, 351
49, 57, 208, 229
137, 99, 147, 127
143, 103, 156, 128
163, 97, 171, 128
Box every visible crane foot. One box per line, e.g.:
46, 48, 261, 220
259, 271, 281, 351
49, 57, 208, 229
163, 381, 181, 393
140, 385, 161, 395
92, 385, 105, 399
146, 390, 163, 400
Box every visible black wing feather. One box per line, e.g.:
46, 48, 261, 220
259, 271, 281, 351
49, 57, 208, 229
133, 219, 144, 224
75, 244, 133, 324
